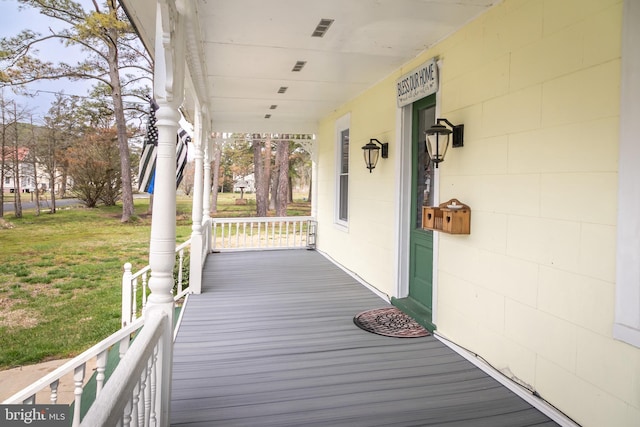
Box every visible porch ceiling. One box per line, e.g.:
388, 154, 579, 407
121, 0, 497, 134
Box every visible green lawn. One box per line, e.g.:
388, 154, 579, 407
0, 193, 309, 370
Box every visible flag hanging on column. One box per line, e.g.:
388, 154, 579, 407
137, 99, 191, 194
137, 99, 158, 193
176, 127, 190, 187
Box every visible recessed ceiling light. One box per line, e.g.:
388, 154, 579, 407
278, 86, 288, 94
270, 105, 277, 110
312, 19, 334, 37
292, 61, 306, 72
264, 114, 271, 119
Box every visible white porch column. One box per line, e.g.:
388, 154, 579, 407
202, 136, 212, 221
147, 1, 187, 424
189, 103, 204, 294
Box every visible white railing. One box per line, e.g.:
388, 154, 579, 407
211, 216, 316, 252
79, 309, 170, 427
2, 318, 146, 427
122, 239, 191, 327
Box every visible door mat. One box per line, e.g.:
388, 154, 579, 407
353, 307, 430, 338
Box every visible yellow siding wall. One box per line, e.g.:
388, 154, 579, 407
316, 0, 639, 425
316, 80, 399, 296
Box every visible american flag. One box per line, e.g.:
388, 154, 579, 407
137, 99, 190, 194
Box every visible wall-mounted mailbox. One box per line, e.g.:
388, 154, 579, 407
422, 198, 470, 234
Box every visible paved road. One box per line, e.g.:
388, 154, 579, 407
2, 197, 82, 213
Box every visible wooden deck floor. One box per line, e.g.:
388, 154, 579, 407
171, 250, 558, 427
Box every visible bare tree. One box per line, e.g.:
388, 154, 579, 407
39, 95, 80, 213
275, 140, 289, 216
10, 101, 24, 218
26, 115, 41, 215
253, 140, 268, 217
0, 0, 152, 222
211, 142, 221, 214
181, 161, 195, 196
0, 93, 11, 218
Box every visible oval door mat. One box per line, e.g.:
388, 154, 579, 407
353, 307, 430, 338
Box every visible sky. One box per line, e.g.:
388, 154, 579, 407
0, 0, 98, 122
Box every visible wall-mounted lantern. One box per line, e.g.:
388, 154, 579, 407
361, 138, 389, 173
425, 118, 464, 167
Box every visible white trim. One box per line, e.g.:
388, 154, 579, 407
394, 105, 413, 299
431, 61, 443, 325
317, 249, 391, 303
434, 333, 581, 427
334, 113, 351, 231
614, 0, 640, 348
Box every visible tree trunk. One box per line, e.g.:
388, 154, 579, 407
59, 161, 68, 198
0, 124, 5, 218
254, 140, 268, 216
275, 140, 288, 217
269, 164, 277, 211
288, 176, 293, 203
211, 143, 221, 214
106, 6, 134, 222
49, 171, 56, 213
307, 175, 312, 202
30, 118, 40, 216
11, 107, 22, 219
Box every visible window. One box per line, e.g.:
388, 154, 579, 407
335, 114, 350, 227
338, 129, 349, 221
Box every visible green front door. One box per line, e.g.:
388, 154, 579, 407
392, 94, 437, 331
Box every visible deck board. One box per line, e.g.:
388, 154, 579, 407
171, 250, 558, 426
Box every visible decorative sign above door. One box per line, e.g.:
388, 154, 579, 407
396, 58, 438, 108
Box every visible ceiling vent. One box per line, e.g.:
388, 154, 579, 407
312, 19, 334, 37
264, 114, 271, 119
277, 86, 288, 94
292, 61, 307, 72
270, 105, 278, 110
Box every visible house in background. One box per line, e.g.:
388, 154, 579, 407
2, 147, 37, 193
118, 0, 639, 425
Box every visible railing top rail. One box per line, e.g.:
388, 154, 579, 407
2, 317, 145, 404
175, 238, 192, 252
130, 264, 151, 279
212, 216, 314, 224
79, 310, 168, 427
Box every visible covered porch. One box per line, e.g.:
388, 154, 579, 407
171, 250, 558, 426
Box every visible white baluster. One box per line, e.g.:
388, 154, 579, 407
149, 345, 158, 427
132, 276, 138, 321
242, 222, 247, 247
72, 364, 85, 427
141, 272, 148, 314
122, 263, 133, 327
177, 248, 184, 295
50, 379, 59, 404
257, 222, 262, 248
122, 394, 133, 427
96, 349, 108, 396
119, 335, 130, 360
139, 359, 149, 427
271, 221, 275, 247
131, 381, 140, 427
